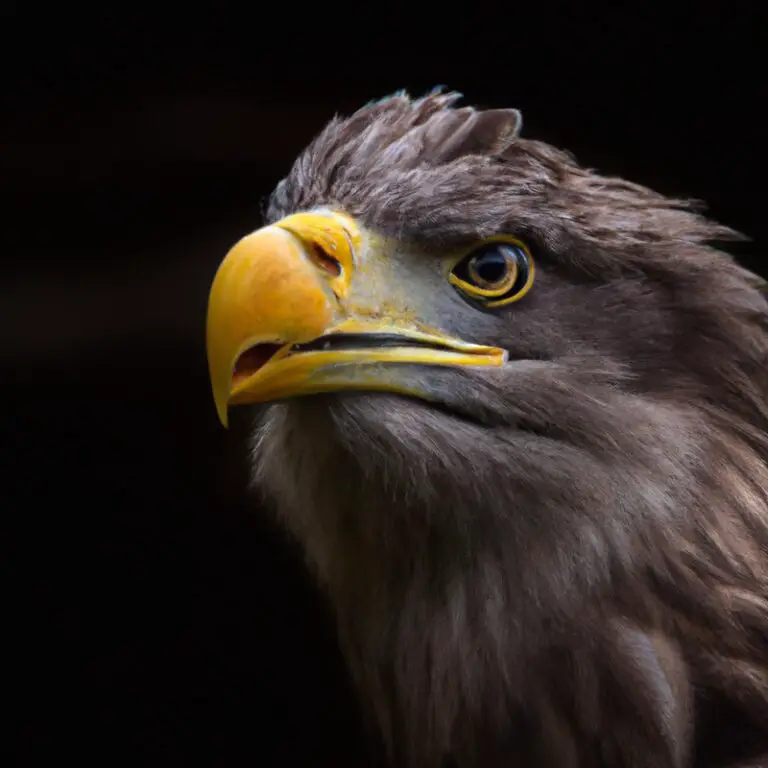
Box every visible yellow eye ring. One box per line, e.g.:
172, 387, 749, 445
449, 238, 535, 308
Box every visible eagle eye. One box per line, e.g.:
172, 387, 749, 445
449, 239, 535, 308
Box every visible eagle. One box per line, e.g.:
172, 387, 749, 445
205, 91, 768, 767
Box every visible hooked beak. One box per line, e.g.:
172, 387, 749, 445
206, 211, 506, 427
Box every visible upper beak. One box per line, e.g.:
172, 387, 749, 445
206, 211, 506, 427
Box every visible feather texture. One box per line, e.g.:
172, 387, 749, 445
250, 92, 768, 767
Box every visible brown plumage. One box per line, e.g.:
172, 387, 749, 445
223, 91, 768, 766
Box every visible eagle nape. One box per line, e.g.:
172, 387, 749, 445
205, 91, 768, 767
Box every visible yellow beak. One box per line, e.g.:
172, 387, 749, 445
206, 211, 506, 427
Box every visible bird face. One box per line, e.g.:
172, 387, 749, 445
207, 204, 697, 437
204, 90, 760, 528
206, 208, 517, 428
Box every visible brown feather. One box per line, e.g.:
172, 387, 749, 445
251, 91, 768, 767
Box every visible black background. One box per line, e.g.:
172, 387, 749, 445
5, 4, 764, 766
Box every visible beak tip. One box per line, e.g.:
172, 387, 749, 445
215, 398, 230, 429
211, 378, 231, 429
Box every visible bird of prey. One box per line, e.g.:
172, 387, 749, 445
205, 91, 768, 768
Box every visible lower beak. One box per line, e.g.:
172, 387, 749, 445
206, 212, 506, 427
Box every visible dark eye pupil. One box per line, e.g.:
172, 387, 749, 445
473, 249, 508, 283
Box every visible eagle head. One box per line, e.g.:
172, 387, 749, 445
205, 91, 768, 767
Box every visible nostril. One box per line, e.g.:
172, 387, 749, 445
308, 243, 342, 277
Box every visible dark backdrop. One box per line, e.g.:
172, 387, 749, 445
4, 5, 763, 766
